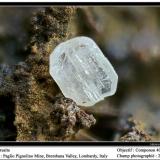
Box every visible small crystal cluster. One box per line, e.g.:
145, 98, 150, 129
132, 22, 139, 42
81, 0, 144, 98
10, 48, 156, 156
50, 36, 118, 107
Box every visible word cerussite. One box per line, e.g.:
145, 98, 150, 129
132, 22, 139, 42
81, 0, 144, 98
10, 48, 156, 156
50, 36, 118, 107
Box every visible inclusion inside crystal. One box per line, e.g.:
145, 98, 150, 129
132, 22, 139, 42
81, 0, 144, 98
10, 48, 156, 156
50, 36, 118, 107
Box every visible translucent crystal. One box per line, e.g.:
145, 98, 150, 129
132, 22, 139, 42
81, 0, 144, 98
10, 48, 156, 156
50, 36, 118, 107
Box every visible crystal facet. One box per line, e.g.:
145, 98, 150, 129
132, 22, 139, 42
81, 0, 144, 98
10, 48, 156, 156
50, 36, 118, 107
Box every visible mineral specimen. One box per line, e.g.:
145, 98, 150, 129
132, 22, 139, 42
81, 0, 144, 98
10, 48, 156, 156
50, 36, 118, 107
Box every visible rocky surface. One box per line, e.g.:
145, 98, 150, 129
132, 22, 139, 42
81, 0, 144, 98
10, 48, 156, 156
0, 7, 96, 141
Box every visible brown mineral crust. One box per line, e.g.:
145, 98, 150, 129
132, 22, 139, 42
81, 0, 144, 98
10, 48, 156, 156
119, 118, 152, 142
50, 95, 96, 140
0, 7, 96, 141
28, 7, 75, 55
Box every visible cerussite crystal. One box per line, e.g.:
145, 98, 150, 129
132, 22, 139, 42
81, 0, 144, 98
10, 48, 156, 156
50, 36, 118, 107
